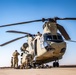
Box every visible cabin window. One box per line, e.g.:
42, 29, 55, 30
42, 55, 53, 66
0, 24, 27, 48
44, 33, 63, 42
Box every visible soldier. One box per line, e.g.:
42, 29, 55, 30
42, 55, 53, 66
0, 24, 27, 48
11, 57, 13, 68
13, 50, 20, 68
20, 54, 33, 69
37, 32, 42, 37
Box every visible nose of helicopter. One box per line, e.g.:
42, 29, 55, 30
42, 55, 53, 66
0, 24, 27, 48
45, 42, 66, 53
44, 42, 55, 51
45, 45, 55, 51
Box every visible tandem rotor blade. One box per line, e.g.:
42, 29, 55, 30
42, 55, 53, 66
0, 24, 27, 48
0, 17, 76, 28
6, 30, 35, 36
0, 35, 27, 46
67, 40, 76, 42
6, 30, 31, 35
57, 24, 71, 40
0, 18, 46, 28
56, 17, 76, 20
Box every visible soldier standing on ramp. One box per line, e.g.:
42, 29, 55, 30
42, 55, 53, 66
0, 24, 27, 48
13, 50, 20, 68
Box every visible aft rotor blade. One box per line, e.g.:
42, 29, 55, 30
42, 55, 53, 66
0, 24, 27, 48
57, 24, 71, 40
6, 30, 31, 34
6, 30, 35, 36
0, 35, 27, 46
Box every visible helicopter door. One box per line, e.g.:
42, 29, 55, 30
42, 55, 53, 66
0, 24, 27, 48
34, 39, 37, 56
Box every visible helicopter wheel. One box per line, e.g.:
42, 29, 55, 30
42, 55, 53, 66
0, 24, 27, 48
53, 61, 59, 67
56, 62, 59, 67
32, 62, 42, 69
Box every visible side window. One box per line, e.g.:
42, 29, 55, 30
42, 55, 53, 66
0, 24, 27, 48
40, 37, 44, 48
31, 42, 34, 49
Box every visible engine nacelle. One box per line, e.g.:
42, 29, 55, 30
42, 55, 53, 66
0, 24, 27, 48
21, 43, 28, 51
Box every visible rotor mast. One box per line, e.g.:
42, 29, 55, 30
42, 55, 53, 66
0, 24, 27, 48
43, 21, 57, 35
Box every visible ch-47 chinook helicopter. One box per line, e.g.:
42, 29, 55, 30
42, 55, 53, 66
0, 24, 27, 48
0, 17, 76, 68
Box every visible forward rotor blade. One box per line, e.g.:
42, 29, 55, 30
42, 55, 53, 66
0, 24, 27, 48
67, 40, 76, 42
0, 19, 45, 28
0, 35, 27, 46
0, 17, 76, 28
57, 24, 71, 40
57, 18, 76, 20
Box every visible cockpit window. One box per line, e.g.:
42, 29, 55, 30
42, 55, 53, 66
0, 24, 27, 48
44, 33, 63, 42
53, 35, 57, 40
58, 35, 63, 40
46, 35, 52, 41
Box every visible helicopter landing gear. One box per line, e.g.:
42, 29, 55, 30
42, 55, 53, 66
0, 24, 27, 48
32, 62, 45, 69
53, 61, 59, 67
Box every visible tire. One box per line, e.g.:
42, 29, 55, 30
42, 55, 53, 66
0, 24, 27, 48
53, 62, 59, 67
53, 62, 56, 67
56, 62, 59, 67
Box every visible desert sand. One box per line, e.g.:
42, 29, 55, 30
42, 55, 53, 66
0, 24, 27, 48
0, 68, 76, 75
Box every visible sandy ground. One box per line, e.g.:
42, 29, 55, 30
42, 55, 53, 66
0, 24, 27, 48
0, 68, 76, 75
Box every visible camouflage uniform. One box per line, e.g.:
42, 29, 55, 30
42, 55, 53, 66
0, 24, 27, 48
11, 57, 13, 67
20, 54, 32, 69
13, 50, 20, 68
20, 59, 28, 69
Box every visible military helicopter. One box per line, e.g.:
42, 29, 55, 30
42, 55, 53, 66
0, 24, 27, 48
0, 17, 76, 68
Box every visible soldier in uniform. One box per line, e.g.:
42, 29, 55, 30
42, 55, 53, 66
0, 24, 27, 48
11, 57, 13, 68
20, 54, 33, 69
13, 50, 20, 68
37, 32, 42, 37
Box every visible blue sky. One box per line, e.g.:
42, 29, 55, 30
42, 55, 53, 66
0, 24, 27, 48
0, 0, 76, 67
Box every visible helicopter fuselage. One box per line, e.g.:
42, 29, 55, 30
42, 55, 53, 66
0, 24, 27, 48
21, 21, 66, 65
32, 33, 66, 64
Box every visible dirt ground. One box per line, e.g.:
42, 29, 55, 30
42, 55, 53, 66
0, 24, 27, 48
0, 68, 76, 75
